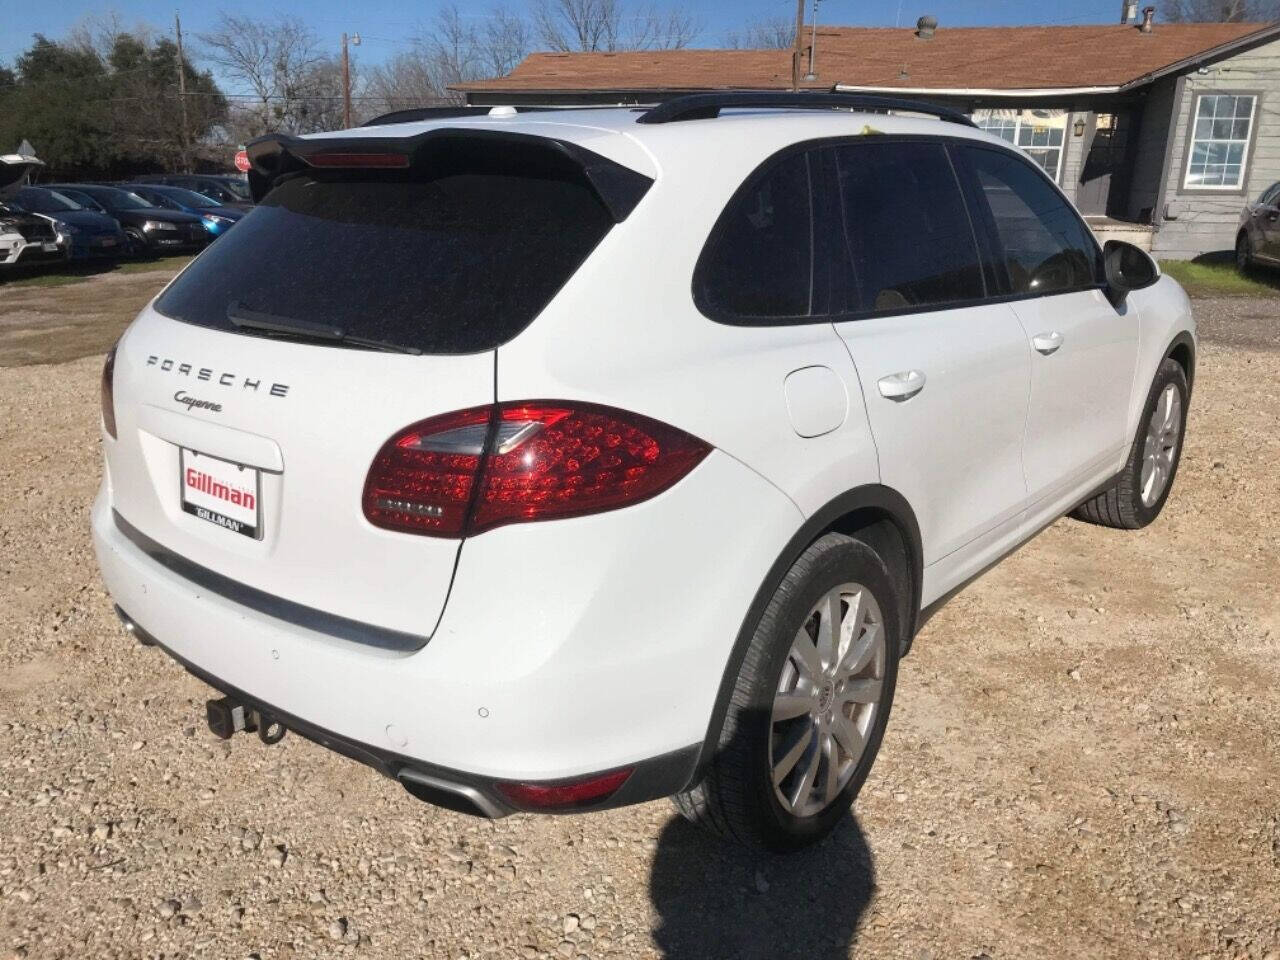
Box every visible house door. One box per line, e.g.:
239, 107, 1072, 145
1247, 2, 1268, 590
1077, 112, 1132, 216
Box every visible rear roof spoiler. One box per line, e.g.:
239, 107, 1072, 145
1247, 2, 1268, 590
244, 129, 653, 223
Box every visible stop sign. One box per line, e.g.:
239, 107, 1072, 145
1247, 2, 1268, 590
234, 150, 250, 173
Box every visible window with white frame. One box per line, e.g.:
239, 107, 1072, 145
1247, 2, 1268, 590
1184, 94, 1257, 190
971, 109, 1067, 182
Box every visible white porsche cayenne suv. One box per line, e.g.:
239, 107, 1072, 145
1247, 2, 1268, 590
92, 93, 1195, 850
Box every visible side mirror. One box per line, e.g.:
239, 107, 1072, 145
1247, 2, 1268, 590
1103, 239, 1159, 306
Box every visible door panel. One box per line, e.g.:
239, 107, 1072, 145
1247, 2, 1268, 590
835, 304, 1031, 564
1009, 290, 1138, 501
823, 138, 1031, 567
1078, 112, 1133, 218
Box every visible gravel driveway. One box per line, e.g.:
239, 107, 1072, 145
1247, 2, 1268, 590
1, 275, 1277, 959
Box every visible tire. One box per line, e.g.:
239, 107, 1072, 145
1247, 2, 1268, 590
1237, 230, 1254, 272
1072, 357, 1189, 530
125, 229, 149, 259
674, 532, 902, 852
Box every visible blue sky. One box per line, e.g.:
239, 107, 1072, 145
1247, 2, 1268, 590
2, 0, 1124, 90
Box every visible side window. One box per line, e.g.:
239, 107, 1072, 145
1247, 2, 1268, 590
1261, 182, 1280, 206
960, 145, 1102, 296
695, 151, 813, 323
830, 140, 985, 316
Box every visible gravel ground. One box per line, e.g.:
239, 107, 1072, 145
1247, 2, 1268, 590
1, 282, 1278, 960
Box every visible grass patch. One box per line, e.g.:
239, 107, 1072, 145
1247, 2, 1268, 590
112, 254, 195, 275
1159, 257, 1280, 298
2, 271, 90, 289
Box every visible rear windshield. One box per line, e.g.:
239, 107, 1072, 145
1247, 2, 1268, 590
154, 171, 614, 354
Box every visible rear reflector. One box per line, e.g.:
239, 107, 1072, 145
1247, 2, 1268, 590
101, 342, 118, 439
363, 402, 710, 538
494, 767, 632, 810
306, 152, 410, 168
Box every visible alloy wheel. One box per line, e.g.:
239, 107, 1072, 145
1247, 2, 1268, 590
1140, 382, 1182, 507
769, 582, 886, 818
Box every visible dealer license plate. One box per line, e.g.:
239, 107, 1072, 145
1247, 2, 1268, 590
180, 449, 262, 539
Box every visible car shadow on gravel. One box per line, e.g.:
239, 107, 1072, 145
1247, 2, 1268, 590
649, 812, 874, 959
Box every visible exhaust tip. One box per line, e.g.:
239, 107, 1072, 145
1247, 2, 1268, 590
398, 769, 507, 819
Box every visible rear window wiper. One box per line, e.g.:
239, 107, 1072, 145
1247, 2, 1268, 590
226, 301, 422, 355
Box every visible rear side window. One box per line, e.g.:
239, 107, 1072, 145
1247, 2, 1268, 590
959, 144, 1102, 296
694, 152, 813, 323
830, 140, 985, 316
155, 171, 615, 354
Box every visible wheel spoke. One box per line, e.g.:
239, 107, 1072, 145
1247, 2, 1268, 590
1160, 386, 1176, 429
838, 622, 880, 677
772, 723, 813, 787
829, 712, 865, 760
1140, 456, 1156, 500
840, 678, 883, 705
788, 738, 821, 809
817, 591, 842, 671
772, 691, 813, 723
790, 629, 822, 681
822, 733, 841, 804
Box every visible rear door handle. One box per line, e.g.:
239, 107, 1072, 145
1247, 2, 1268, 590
877, 369, 926, 402
1032, 331, 1064, 355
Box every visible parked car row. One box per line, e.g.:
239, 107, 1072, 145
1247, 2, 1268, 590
1, 155, 251, 276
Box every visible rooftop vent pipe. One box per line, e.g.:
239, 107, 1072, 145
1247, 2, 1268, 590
1121, 0, 1139, 23
1139, 6, 1155, 32
916, 15, 937, 39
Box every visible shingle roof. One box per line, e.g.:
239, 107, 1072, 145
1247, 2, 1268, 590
456, 21, 1279, 94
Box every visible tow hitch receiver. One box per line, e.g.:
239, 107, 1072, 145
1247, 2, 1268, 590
206, 696, 287, 745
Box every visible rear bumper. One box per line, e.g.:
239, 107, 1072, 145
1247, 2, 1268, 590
91, 447, 803, 803
113, 603, 698, 817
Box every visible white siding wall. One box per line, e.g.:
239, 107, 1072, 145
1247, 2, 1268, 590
1153, 35, 1280, 259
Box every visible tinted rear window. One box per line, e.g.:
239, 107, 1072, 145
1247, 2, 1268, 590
154, 171, 615, 354
694, 152, 814, 322
830, 140, 985, 316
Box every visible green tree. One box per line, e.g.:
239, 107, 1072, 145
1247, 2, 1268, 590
0, 35, 109, 175
0, 31, 228, 178
105, 34, 227, 171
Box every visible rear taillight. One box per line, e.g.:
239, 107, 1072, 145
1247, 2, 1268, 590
100, 342, 118, 439
362, 402, 711, 538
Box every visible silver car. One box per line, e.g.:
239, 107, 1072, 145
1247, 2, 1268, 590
1236, 180, 1280, 271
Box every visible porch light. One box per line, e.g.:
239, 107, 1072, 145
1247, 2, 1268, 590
1073, 118, 1086, 137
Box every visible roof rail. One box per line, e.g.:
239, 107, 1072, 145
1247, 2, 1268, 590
635, 91, 976, 128
361, 105, 558, 127
362, 106, 492, 127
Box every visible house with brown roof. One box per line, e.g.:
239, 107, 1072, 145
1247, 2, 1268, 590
456, 10, 1280, 260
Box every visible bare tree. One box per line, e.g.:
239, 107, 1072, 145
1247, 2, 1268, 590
363, 51, 451, 113
481, 7, 532, 77
533, 0, 699, 52
198, 14, 325, 137
363, 4, 532, 113
1162, 0, 1279, 19
628, 6, 699, 50
725, 17, 795, 50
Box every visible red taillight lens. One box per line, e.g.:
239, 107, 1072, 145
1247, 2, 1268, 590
494, 767, 632, 810
100, 343, 118, 439
362, 407, 491, 537
362, 402, 711, 538
306, 151, 410, 168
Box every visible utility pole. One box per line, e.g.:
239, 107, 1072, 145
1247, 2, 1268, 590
175, 11, 190, 173
805, 0, 821, 80
341, 32, 352, 129
792, 0, 805, 91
